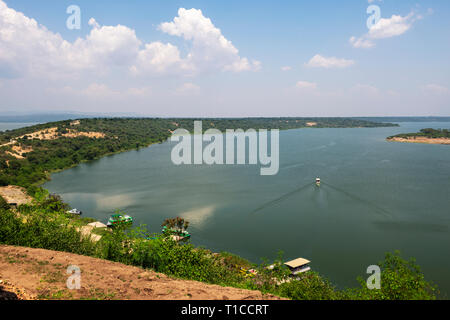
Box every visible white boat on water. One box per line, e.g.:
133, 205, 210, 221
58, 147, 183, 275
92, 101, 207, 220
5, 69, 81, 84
316, 178, 321, 186
67, 208, 82, 215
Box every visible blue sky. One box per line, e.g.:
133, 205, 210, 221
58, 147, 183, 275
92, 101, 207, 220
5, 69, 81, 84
0, 0, 449, 116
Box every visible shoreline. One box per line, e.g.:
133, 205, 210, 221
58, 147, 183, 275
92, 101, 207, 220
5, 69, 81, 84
387, 136, 450, 145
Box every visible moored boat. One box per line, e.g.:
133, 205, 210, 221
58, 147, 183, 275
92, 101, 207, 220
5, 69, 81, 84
67, 208, 82, 215
107, 214, 133, 228
284, 258, 311, 275
162, 225, 191, 239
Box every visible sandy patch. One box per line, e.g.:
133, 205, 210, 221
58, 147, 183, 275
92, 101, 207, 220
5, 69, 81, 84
0, 245, 285, 300
388, 137, 450, 145
306, 122, 318, 127
1, 127, 105, 153
63, 129, 105, 139
0, 186, 33, 206
8, 145, 34, 159
5, 151, 24, 159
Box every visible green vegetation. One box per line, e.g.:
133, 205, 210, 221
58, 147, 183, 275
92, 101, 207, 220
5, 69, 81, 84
388, 128, 450, 140
0, 195, 9, 210
344, 251, 438, 300
0, 117, 397, 194
0, 193, 438, 300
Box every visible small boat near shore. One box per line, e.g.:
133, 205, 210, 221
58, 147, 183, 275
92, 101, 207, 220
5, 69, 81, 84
162, 226, 191, 240
107, 214, 133, 228
67, 208, 82, 215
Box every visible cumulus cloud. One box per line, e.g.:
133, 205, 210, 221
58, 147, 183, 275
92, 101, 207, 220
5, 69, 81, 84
305, 54, 355, 69
0, 1, 258, 80
350, 11, 419, 49
158, 8, 260, 73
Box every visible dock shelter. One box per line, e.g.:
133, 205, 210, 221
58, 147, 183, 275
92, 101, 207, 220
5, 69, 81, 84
284, 258, 311, 275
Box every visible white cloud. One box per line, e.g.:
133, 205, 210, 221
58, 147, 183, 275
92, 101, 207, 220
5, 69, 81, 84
176, 82, 201, 95
88, 18, 100, 29
349, 36, 375, 49
131, 41, 189, 75
350, 12, 418, 49
281, 66, 292, 71
126, 87, 151, 96
158, 8, 260, 73
305, 54, 355, 69
422, 84, 450, 95
295, 81, 317, 90
82, 83, 120, 98
351, 84, 379, 95
0, 1, 258, 80
368, 13, 414, 39
46, 83, 151, 99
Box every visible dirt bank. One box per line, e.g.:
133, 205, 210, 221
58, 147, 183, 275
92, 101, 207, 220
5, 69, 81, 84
0, 186, 33, 206
0, 245, 284, 300
387, 137, 450, 145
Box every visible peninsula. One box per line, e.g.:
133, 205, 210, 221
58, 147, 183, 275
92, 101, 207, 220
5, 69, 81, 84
387, 128, 450, 145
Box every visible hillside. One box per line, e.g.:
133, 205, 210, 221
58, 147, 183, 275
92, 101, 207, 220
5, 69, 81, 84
0, 245, 283, 300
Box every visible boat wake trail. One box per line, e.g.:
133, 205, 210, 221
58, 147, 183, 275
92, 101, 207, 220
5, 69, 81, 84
250, 182, 314, 215
321, 182, 393, 219
249, 180, 394, 219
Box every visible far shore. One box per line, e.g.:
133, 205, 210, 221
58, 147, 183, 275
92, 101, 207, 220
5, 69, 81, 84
387, 136, 450, 145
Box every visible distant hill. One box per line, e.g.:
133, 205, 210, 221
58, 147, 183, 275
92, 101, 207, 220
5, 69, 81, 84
0, 114, 97, 123
354, 117, 450, 123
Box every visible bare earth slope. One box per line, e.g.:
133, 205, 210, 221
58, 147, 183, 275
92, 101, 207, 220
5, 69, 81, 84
387, 136, 450, 145
0, 245, 283, 300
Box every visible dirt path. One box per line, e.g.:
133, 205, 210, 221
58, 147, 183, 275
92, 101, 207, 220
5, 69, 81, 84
0, 245, 284, 300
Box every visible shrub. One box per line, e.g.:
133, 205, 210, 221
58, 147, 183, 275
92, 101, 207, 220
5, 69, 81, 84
0, 195, 10, 210
344, 251, 438, 300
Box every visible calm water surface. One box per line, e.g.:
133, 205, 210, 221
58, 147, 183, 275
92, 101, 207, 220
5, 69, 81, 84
0, 122, 37, 131
44, 122, 450, 294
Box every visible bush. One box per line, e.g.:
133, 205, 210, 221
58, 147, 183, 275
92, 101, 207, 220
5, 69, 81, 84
0, 209, 97, 256
0, 195, 10, 210
344, 251, 438, 300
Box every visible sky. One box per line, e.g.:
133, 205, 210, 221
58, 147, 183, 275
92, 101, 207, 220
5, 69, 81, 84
0, 0, 449, 117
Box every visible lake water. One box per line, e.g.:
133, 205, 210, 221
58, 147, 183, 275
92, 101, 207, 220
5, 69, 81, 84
0, 122, 38, 131
44, 122, 450, 295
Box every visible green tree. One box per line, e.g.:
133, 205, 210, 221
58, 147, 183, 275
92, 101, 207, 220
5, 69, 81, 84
346, 251, 438, 300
